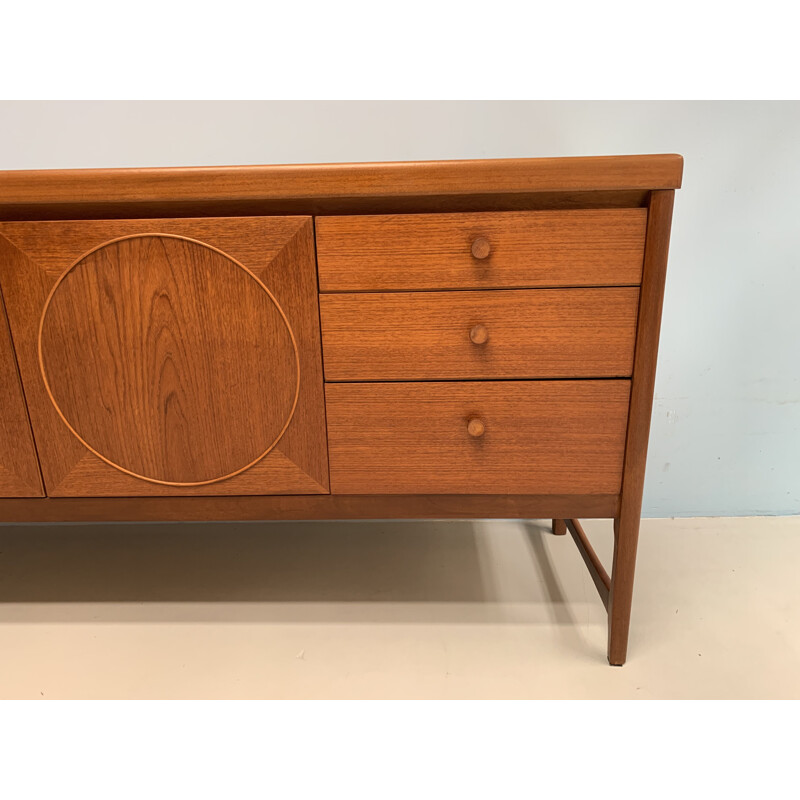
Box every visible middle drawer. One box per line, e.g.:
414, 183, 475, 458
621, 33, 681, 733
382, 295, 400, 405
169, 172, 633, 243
320, 287, 639, 381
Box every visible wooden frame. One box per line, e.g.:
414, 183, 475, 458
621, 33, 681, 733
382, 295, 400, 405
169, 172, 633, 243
0, 493, 618, 523
551, 188, 675, 664
0, 156, 681, 665
0, 154, 683, 211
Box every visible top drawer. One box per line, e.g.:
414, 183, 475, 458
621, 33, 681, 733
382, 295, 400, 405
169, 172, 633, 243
316, 209, 647, 292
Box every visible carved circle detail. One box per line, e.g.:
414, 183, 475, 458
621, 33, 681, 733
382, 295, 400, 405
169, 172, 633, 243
38, 234, 300, 486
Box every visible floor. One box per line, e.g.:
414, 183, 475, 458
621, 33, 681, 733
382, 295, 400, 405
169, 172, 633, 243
0, 516, 797, 699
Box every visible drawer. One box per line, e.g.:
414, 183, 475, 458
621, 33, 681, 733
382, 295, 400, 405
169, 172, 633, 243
316, 209, 646, 292
325, 380, 630, 495
320, 287, 639, 381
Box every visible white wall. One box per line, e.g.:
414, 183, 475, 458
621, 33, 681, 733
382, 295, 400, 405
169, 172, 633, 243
1, 101, 798, 516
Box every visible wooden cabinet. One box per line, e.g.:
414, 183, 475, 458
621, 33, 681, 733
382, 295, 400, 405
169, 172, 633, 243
0, 218, 328, 496
0, 288, 43, 496
0, 155, 682, 665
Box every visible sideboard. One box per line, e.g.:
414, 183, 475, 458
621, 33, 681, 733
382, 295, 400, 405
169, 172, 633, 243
0, 154, 682, 664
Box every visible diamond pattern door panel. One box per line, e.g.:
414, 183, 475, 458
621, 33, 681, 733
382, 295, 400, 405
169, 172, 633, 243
0, 217, 329, 496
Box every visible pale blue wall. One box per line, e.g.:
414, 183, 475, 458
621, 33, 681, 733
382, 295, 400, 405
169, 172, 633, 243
1, 101, 798, 516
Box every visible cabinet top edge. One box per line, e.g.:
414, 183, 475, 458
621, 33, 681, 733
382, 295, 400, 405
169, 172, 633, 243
0, 155, 683, 207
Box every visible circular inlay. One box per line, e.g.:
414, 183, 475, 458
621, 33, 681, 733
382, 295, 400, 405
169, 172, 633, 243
38, 234, 299, 486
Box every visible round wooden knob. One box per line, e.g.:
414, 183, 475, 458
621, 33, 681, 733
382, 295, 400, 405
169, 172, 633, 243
471, 236, 491, 260
467, 417, 485, 438
469, 324, 489, 345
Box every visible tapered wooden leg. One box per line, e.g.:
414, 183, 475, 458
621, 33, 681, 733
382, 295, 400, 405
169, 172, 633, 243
605, 190, 674, 665
607, 514, 641, 666
552, 518, 567, 536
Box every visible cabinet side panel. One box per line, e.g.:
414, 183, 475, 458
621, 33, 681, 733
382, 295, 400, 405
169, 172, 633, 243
607, 190, 675, 662
618, 191, 675, 525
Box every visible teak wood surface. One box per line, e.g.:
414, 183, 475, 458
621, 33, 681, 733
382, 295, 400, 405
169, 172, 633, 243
606, 189, 675, 665
316, 209, 647, 292
39, 234, 300, 486
320, 287, 639, 381
0, 287, 43, 496
0, 493, 620, 523
0, 154, 683, 210
0, 217, 329, 496
0, 190, 655, 222
325, 380, 631, 495
0, 156, 682, 666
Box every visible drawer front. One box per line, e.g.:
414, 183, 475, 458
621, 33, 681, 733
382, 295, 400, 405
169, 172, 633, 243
316, 209, 646, 292
321, 287, 639, 381
326, 380, 630, 495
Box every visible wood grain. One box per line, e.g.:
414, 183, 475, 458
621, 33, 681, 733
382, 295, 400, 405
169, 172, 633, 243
0, 190, 652, 222
566, 518, 610, 610
39, 234, 298, 486
0, 155, 684, 211
0, 287, 43, 496
608, 189, 675, 666
326, 381, 630, 495
320, 288, 639, 381
316, 209, 647, 291
0, 217, 329, 497
0, 155, 684, 667
0, 493, 620, 523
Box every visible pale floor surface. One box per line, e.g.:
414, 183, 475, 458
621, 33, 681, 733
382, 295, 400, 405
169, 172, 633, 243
0, 516, 797, 699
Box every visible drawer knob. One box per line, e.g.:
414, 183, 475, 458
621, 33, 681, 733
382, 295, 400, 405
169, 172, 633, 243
467, 417, 486, 438
471, 236, 491, 260
469, 324, 489, 345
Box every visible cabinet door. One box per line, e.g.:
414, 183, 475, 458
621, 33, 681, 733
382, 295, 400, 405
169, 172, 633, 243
0, 289, 43, 496
0, 218, 328, 497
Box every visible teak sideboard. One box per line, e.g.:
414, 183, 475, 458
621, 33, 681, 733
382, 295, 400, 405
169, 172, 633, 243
0, 155, 682, 665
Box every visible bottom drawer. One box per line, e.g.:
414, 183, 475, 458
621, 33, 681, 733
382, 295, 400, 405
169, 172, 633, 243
325, 380, 630, 495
